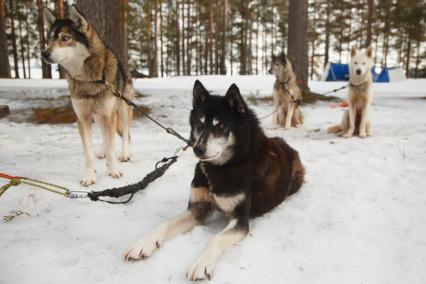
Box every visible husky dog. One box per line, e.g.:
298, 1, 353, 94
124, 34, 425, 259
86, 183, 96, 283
269, 53, 304, 129
42, 5, 134, 186
328, 47, 374, 138
124, 80, 305, 281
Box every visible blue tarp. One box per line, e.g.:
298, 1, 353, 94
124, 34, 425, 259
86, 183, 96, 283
325, 63, 390, 82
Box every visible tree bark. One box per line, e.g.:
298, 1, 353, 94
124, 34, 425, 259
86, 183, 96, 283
36, 0, 52, 78
366, 0, 373, 47
153, 0, 158, 77
25, 0, 31, 78
55, 0, 65, 78
17, 1, 27, 78
0, 0, 11, 78
9, 0, 19, 78
176, 0, 180, 75
287, 0, 308, 90
324, 0, 330, 68
77, 0, 128, 70
159, 0, 164, 77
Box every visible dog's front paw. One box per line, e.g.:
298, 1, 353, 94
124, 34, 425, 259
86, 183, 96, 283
124, 238, 161, 261
108, 168, 123, 179
342, 131, 353, 138
80, 171, 96, 187
119, 154, 130, 162
359, 132, 367, 139
284, 125, 291, 130
187, 256, 215, 281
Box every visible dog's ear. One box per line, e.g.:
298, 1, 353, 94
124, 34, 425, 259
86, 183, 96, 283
43, 7, 57, 30
366, 46, 373, 58
225, 83, 245, 114
69, 5, 89, 32
193, 80, 210, 108
351, 46, 357, 57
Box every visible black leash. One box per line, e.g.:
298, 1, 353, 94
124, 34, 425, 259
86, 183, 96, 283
318, 85, 348, 96
84, 79, 192, 204
96, 79, 191, 146
87, 156, 178, 204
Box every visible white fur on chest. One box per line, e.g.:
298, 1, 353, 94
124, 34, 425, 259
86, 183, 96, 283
213, 193, 245, 213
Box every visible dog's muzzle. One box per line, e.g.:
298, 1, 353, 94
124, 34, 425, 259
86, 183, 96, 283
356, 69, 362, 75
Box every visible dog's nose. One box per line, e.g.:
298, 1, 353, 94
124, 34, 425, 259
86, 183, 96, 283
193, 144, 206, 156
356, 69, 361, 75
268, 69, 272, 74
42, 50, 50, 60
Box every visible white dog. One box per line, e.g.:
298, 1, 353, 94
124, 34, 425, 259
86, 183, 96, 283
328, 46, 374, 138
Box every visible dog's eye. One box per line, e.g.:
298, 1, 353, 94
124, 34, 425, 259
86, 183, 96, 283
354, 61, 358, 65
62, 36, 71, 42
217, 122, 225, 129
362, 62, 366, 65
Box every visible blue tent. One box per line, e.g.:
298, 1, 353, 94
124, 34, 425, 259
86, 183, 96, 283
323, 63, 405, 83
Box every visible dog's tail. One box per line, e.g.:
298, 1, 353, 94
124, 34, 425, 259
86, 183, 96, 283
288, 156, 305, 196
327, 125, 342, 134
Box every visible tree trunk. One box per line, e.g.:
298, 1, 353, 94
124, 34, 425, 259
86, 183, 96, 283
405, 35, 411, 76
159, 0, 164, 77
146, 0, 152, 76
176, 0, 180, 75
366, 0, 373, 47
324, 0, 330, 68
77, 0, 128, 70
25, 0, 31, 78
287, 0, 308, 90
181, 0, 185, 75
0, 0, 11, 78
153, 0, 158, 77
9, 0, 19, 78
55, 0, 65, 78
36, 0, 52, 78
17, 2, 27, 79
186, 0, 191, 75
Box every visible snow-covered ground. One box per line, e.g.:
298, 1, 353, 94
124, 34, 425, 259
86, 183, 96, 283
0, 76, 425, 284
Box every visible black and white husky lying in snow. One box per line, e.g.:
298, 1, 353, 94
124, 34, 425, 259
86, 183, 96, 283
125, 80, 305, 281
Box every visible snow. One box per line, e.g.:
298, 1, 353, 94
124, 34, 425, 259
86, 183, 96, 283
0, 76, 425, 284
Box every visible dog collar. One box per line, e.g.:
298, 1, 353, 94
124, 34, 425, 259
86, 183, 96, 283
349, 80, 368, 88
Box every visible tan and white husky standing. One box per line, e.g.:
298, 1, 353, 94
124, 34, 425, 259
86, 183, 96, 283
269, 53, 304, 129
42, 5, 134, 186
328, 47, 374, 138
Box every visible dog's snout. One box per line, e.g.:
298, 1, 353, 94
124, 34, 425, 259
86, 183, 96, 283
42, 50, 51, 60
268, 69, 272, 74
194, 144, 206, 156
356, 69, 361, 75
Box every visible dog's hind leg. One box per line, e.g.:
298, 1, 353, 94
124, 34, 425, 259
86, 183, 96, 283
118, 101, 132, 162
343, 106, 356, 138
284, 103, 295, 129
187, 215, 249, 281
98, 114, 122, 178
124, 201, 212, 261
366, 119, 372, 136
358, 106, 370, 138
93, 116, 106, 159
76, 113, 96, 186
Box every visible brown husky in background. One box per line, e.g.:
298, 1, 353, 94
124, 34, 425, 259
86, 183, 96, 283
269, 53, 303, 129
42, 5, 134, 186
328, 46, 374, 138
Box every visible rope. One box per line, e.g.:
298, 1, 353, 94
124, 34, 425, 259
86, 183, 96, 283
87, 156, 178, 204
